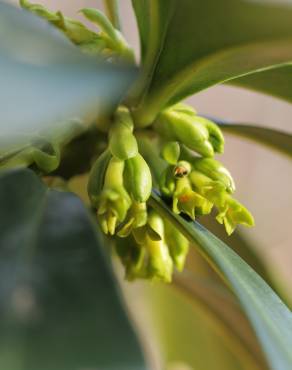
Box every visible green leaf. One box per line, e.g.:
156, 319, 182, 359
230, 64, 292, 103
131, 0, 292, 125
0, 2, 136, 145
0, 168, 148, 370
200, 215, 292, 309
149, 192, 292, 370
210, 118, 292, 159
145, 281, 268, 370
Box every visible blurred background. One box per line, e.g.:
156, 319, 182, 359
8, 1, 292, 369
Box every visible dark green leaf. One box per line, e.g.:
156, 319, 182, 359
210, 117, 292, 158
0, 168, 148, 370
0, 2, 136, 144
149, 192, 292, 370
131, 0, 292, 125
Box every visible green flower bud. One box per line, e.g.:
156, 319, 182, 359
115, 235, 147, 280
81, 8, 135, 63
146, 212, 173, 282
192, 158, 235, 193
97, 157, 131, 235
173, 177, 213, 219
87, 149, 112, 206
159, 166, 176, 197
170, 103, 197, 116
124, 153, 152, 202
193, 116, 225, 154
132, 212, 173, 282
109, 108, 138, 160
216, 196, 255, 235
20, 1, 106, 54
154, 106, 214, 157
161, 141, 180, 165
164, 220, 189, 271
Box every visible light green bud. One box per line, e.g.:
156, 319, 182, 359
115, 235, 147, 280
81, 8, 135, 62
161, 141, 180, 165
97, 157, 131, 235
164, 220, 189, 271
20, 1, 105, 53
216, 196, 255, 235
124, 153, 152, 202
109, 108, 138, 160
87, 149, 112, 206
192, 158, 235, 193
146, 212, 173, 282
159, 166, 176, 197
170, 103, 197, 116
154, 107, 214, 157
193, 116, 225, 154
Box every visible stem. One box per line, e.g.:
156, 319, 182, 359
103, 0, 121, 30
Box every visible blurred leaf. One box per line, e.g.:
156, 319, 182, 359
0, 168, 148, 370
210, 117, 292, 158
149, 192, 292, 370
131, 0, 292, 125
145, 281, 268, 370
0, 2, 136, 145
230, 64, 292, 103
200, 215, 292, 309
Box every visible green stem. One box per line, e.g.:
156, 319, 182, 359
103, 0, 121, 30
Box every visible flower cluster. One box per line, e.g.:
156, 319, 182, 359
87, 105, 254, 282
22, 2, 254, 282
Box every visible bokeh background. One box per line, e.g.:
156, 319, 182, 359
8, 1, 292, 369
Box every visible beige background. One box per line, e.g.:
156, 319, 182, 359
9, 0, 292, 283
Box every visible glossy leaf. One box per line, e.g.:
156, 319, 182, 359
0, 168, 148, 370
149, 192, 292, 370
131, 0, 292, 125
0, 2, 136, 144
231, 64, 292, 103
210, 118, 292, 158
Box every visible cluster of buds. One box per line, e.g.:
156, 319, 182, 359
88, 107, 188, 282
155, 104, 254, 236
87, 105, 254, 282
21, 2, 254, 282
20, 0, 134, 62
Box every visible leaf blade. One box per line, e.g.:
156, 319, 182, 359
0, 2, 136, 143
210, 118, 292, 158
0, 168, 148, 370
131, 0, 292, 124
149, 192, 292, 370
